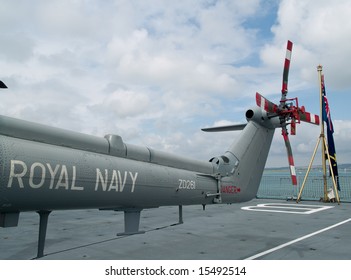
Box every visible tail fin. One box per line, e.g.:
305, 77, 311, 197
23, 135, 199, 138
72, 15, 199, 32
203, 107, 278, 202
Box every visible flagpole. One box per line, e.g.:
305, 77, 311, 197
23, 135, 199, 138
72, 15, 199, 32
317, 65, 328, 201
297, 66, 324, 203
297, 65, 340, 203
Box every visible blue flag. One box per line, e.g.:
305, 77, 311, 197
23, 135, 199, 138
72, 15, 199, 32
321, 75, 340, 191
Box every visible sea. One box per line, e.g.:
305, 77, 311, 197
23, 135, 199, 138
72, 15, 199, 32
257, 166, 351, 202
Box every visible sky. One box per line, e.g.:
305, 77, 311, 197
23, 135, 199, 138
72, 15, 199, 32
1, 0, 351, 168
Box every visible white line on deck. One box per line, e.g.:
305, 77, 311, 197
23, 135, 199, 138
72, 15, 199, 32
245, 218, 351, 260
241, 203, 334, 214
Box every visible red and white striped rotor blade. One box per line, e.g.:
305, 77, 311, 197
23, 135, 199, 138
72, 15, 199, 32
299, 111, 320, 125
281, 40, 293, 102
256, 92, 278, 113
282, 127, 297, 186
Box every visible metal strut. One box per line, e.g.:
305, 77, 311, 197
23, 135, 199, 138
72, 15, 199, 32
178, 205, 183, 224
117, 208, 145, 236
206, 174, 222, 203
214, 174, 222, 203
36, 210, 51, 259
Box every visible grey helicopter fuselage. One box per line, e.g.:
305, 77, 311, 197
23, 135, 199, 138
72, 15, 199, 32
0, 101, 280, 258
0, 107, 277, 217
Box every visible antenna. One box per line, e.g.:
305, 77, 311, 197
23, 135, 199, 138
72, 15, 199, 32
0, 80, 7, 88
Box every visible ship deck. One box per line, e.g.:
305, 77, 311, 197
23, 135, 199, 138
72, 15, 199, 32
0, 198, 350, 260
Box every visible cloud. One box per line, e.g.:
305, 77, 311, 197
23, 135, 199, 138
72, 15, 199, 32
0, 0, 351, 169
93, 88, 152, 119
262, 0, 351, 90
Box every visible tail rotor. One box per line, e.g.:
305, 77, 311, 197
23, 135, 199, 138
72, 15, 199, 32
256, 41, 319, 186
202, 41, 319, 186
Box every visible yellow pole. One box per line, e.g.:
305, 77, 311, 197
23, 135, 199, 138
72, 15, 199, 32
317, 65, 328, 201
296, 137, 321, 203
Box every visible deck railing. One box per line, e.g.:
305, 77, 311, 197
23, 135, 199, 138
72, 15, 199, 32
257, 175, 351, 202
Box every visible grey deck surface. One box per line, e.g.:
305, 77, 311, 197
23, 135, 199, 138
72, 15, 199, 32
0, 199, 350, 260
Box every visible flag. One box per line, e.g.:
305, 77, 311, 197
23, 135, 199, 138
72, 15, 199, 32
321, 75, 340, 191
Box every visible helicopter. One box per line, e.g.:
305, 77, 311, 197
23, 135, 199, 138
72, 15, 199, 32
0, 41, 319, 258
